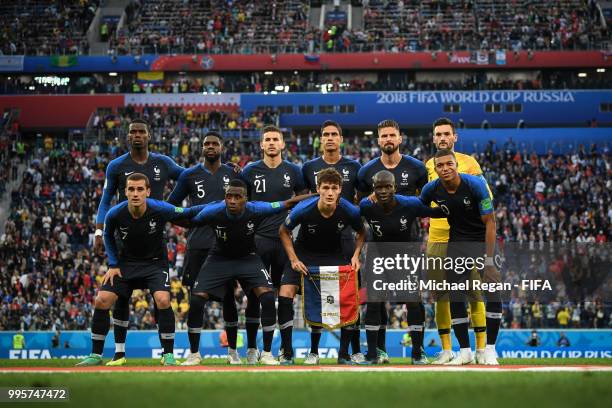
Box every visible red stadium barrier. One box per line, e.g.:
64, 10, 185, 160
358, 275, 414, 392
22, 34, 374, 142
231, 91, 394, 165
0, 95, 124, 128
150, 51, 612, 72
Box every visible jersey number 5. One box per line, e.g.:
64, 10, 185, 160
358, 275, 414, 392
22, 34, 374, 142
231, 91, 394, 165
196, 184, 206, 198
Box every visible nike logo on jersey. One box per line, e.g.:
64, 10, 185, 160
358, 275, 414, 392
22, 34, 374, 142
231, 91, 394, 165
124, 171, 134, 176
255, 174, 265, 179
194, 180, 205, 184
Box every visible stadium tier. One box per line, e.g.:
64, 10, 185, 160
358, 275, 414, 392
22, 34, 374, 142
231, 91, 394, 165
0, 0, 608, 55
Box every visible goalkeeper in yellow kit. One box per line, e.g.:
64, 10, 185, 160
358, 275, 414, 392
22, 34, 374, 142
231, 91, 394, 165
425, 118, 499, 365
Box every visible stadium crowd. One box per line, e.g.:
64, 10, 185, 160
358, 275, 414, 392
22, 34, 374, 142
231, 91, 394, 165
0, 121, 610, 331
0, 0, 98, 56
3, 70, 610, 96
0, 0, 607, 56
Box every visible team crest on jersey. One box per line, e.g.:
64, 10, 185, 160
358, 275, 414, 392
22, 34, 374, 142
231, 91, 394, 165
153, 165, 161, 181
337, 221, 344, 231
341, 168, 350, 181
400, 171, 409, 186
283, 173, 291, 188
463, 197, 472, 209
399, 216, 408, 231
246, 220, 255, 235
223, 175, 230, 185
307, 224, 317, 234
148, 219, 157, 234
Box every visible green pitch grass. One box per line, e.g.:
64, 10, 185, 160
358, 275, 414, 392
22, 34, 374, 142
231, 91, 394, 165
0, 359, 610, 408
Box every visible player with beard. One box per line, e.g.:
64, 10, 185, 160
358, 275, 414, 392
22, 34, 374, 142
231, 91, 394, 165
93, 119, 184, 366
356, 119, 427, 363
301, 121, 363, 365
166, 131, 240, 366
360, 170, 445, 364
238, 125, 307, 364
425, 118, 493, 365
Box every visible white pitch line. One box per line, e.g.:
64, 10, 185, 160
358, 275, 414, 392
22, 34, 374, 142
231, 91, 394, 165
1, 366, 611, 374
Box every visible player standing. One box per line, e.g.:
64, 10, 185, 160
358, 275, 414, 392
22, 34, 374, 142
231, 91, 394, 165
278, 168, 366, 364
360, 170, 445, 364
425, 118, 492, 365
239, 125, 307, 363
93, 119, 184, 366
356, 119, 428, 363
77, 173, 203, 366
301, 120, 363, 364
188, 179, 310, 365
419, 150, 501, 365
166, 131, 240, 366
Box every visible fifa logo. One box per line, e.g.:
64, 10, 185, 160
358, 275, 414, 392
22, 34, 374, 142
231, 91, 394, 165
283, 173, 291, 188
399, 216, 408, 231
153, 165, 161, 181
148, 219, 157, 234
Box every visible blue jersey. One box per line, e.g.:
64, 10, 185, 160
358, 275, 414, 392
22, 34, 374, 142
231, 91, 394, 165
419, 174, 494, 242
167, 163, 239, 250
302, 156, 361, 201
360, 195, 444, 242
357, 155, 427, 197
284, 196, 364, 254
96, 152, 184, 224
239, 160, 306, 239
192, 201, 287, 257
103, 199, 204, 267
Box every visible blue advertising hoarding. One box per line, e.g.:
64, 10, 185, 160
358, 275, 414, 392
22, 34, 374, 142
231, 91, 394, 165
1, 330, 610, 360
241, 90, 612, 127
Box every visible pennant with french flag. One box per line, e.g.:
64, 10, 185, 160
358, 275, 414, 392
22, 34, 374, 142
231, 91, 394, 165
302, 265, 359, 330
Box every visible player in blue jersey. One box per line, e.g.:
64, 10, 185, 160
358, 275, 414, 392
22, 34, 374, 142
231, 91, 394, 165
360, 170, 445, 364
93, 119, 184, 366
77, 173, 204, 366
277, 168, 366, 365
301, 121, 363, 364
166, 131, 240, 366
419, 149, 501, 365
188, 179, 311, 365
356, 119, 428, 363
238, 125, 308, 364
